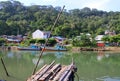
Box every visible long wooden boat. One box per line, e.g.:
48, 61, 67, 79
41, 44, 67, 51
17, 45, 41, 51
17, 47, 41, 51
41, 47, 67, 51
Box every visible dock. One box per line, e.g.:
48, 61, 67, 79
27, 61, 77, 81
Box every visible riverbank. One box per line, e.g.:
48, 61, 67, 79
1, 46, 120, 52
71, 47, 120, 51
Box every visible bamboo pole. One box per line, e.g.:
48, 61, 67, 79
1, 58, 9, 77
39, 63, 61, 81
33, 61, 55, 80
32, 5, 65, 75
53, 66, 68, 81
27, 64, 47, 81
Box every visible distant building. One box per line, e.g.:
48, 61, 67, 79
95, 35, 105, 47
105, 30, 116, 36
53, 36, 66, 44
32, 29, 50, 39
95, 35, 104, 41
6, 35, 22, 43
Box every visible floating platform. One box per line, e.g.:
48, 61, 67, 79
27, 61, 77, 81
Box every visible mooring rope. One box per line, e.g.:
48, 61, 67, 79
70, 54, 80, 81
75, 72, 80, 81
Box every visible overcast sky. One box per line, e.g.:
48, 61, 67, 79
0, 0, 120, 11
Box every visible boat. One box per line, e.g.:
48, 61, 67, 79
17, 44, 41, 51
41, 44, 67, 51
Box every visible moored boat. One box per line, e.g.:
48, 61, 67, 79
41, 44, 67, 51
17, 44, 41, 51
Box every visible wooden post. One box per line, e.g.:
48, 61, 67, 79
1, 58, 9, 76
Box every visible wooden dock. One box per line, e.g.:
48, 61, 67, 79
27, 61, 77, 81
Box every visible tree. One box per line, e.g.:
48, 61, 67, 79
0, 38, 5, 46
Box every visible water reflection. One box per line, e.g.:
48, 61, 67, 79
0, 50, 120, 81
32, 58, 44, 65
97, 76, 120, 81
54, 52, 64, 58
5, 50, 66, 65
97, 51, 110, 61
97, 51, 105, 61
42, 51, 65, 58
7, 52, 14, 58
97, 51, 120, 61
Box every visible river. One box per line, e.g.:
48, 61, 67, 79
0, 50, 120, 81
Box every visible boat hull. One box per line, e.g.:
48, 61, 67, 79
17, 47, 41, 51
41, 47, 67, 51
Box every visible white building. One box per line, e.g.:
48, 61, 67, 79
32, 29, 50, 39
95, 35, 104, 41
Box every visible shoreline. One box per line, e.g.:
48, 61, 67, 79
71, 47, 120, 51
1, 46, 120, 52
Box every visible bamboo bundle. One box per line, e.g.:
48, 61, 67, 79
27, 61, 55, 81
59, 63, 74, 81
49, 64, 61, 80
29, 64, 47, 80
53, 66, 68, 81
27, 61, 76, 81
39, 63, 61, 81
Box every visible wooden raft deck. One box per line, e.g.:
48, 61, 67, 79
27, 61, 77, 81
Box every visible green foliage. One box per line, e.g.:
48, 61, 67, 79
47, 38, 57, 46
21, 39, 30, 46
102, 34, 120, 45
102, 35, 110, 42
110, 34, 120, 43
29, 39, 45, 44
36, 39, 46, 44
7, 43, 18, 46
24, 38, 56, 46
29, 39, 36, 44
0, 38, 5, 46
72, 34, 96, 47
0, 1, 120, 38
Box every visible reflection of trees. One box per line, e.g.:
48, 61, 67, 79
32, 58, 44, 65
0, 52, 4, 58
96, 51, 120, 66
97, 51, 104, 61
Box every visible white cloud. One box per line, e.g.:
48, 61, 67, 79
83, 0, 111, 10
41, 0, 57, 3
0, 0, 119, 11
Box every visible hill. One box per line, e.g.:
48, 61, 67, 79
0, 1, 120, 38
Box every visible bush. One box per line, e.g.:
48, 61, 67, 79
0, 38, 5, 46
47, 38, 57, 46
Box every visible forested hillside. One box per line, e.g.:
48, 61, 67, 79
0, 1, 120, 38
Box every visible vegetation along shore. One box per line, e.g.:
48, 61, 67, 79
0, 1, 120, 51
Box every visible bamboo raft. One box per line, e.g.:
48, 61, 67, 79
27, 61, 77, 81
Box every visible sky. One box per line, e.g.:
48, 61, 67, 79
0, 0, 120, 11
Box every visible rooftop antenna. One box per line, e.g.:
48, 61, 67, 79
32, 5, 65, 75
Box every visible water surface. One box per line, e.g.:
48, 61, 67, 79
0, 50, 120, 81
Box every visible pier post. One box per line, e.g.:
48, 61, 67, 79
1, 58, 9, 76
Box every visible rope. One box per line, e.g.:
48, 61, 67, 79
32, 5, 65, 75
70, 55, 80, 81
74, 72, 80, 81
